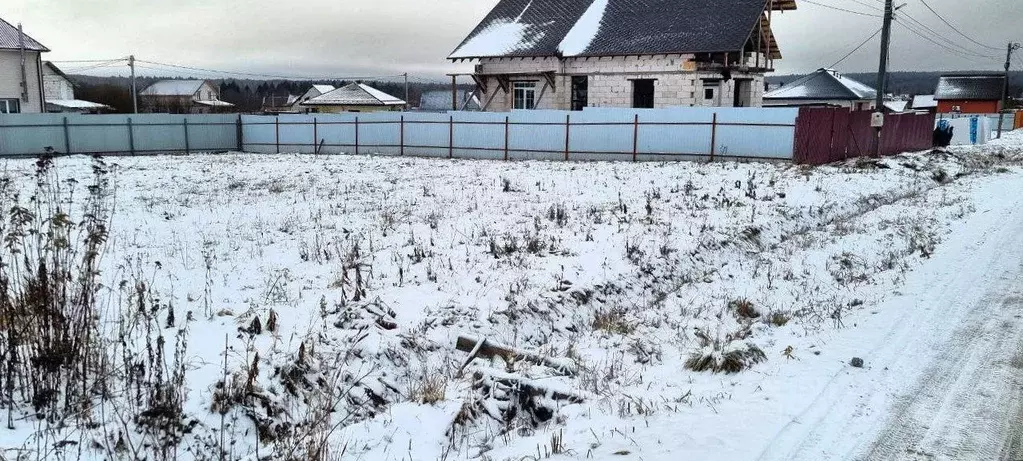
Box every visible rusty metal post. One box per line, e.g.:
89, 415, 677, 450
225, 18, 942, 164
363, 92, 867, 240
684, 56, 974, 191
400, 115, 405, 156
632, 113, 639, 162
448, 115, 454, 159
274, 116, 280, 154
313, 117, 318, 153
504, 116, 510, 161
564, 114, 570, 161
355, 116, 360, 155
709, 113, 717, 162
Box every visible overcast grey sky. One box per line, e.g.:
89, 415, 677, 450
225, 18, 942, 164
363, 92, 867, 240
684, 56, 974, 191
2, 0, 1020, 81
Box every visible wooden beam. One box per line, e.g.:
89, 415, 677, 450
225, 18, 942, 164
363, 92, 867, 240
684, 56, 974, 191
471, 74, 488, 95
542, 71, 557, 91
456, 335, 576, 375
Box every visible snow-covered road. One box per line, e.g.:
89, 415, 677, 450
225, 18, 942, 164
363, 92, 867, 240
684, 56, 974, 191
757, 172, 1023, 461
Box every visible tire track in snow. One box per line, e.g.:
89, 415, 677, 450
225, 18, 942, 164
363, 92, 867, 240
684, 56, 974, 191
755, 174, 1023, 461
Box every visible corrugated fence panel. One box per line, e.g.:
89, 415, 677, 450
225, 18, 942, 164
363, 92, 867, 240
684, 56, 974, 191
508, 111, 568, 160
68, 115, 132, 154
636, 108, 715, 160
314, 114, 358, 154
358, 113, 402, 156
132, 115, 188, 153
277, 115, 317, 154
0, 113, 67, 156
404, 112, 450, 158
184, 114, 238, 152
241, 115, 277, 153
453, 111, 505, 159
714, 108, 798, 160
568, 110, 634, 161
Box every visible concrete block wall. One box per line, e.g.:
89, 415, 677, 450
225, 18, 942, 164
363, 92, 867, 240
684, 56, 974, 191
475, 56, 764, 112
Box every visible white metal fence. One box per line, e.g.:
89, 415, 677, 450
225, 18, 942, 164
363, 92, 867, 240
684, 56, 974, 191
0, 108, 799, 161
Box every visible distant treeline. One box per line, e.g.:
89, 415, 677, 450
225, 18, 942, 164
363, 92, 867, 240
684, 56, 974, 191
768, 70, 1023, 98
70, 75, 469, 113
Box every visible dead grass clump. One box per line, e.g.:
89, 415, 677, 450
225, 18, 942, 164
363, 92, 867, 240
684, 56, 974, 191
729, 298, 760, 319
592, 307, 636, 335
409, 372, 448, 405
768, 311, 791, 327
685, 343, 767, 374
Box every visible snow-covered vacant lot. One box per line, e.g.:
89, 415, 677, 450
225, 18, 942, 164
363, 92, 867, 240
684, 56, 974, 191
1, 134, 1022, 461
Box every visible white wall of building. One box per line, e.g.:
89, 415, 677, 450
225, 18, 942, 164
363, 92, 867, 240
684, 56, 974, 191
0, 49, 45, 113
474, 55, 764, 112
42, 65, 74, 100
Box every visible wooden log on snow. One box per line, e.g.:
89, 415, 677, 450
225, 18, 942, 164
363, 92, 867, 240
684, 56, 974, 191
472, 370, 585, 404
455, 335, 576, 376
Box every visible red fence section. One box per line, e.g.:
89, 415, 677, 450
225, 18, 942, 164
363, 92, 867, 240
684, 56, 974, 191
793, 108, 935, 165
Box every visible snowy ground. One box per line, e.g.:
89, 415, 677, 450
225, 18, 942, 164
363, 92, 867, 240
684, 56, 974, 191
1, 133, 1022, 461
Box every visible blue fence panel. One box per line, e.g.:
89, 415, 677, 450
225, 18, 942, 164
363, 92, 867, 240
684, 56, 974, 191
358, 113, 402, 156
508, 110, 568, 160
132, 115, 188, 153
453, 111, 505, 159
714, 108, 798, 160
68, 115, 132, 154
635, 108, 715, 159
241, 115, 276, 153
184, 114, 238, 152
404, 112, 450, 158
0, 114, 67, 156
276, 115, 317, 154
568, 110, 634, 161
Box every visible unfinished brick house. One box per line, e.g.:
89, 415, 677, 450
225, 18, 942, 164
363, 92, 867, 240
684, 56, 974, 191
448, 0, 796, 112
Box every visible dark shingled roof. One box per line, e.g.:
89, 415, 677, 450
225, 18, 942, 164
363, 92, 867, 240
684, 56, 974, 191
764, 68, 876, 101
0, 17, 48, 52
449, 0, 768, 59
934, 74, 1005, 101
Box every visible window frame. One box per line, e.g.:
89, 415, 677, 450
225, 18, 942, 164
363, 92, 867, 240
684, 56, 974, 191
570, 76, 588, 111
513, 81, 537, 110
0, 98, 21, 114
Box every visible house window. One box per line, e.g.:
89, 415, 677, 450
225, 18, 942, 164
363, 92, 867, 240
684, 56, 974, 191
702, 80, 720, 105
632, 79, 655, 108
570, 76, 588, 111
513, 82, 536, 110
0, 98, 21, 114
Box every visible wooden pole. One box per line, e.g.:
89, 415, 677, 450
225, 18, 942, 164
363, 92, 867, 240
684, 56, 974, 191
709, 113, 717, 162
452, 75, 458, 111
632, 113, 639, 162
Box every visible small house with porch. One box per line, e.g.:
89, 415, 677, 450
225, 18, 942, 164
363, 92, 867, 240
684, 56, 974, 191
139, 79, 234, 114
299, 83, 405, 113
448, 0, 797, 112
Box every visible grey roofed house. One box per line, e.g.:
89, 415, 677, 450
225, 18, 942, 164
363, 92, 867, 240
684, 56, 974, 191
301, 83, 406, 107
0, 17, 48, 51
449, 0, 793, 59
910, 94, 937, 110
934, 74, 1005, 101
765, 68, 876, 101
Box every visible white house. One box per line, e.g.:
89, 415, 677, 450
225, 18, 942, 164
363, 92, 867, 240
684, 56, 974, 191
42, 62, 111, 114
299, 83, 405, 113
764, 68, 877, 110
448, 0, 797, 111
0, 17, 47, 113
139, 79, 234, 114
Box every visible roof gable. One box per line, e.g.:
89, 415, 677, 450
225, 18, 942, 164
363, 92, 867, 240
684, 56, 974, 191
765, 69, 876, 101
303, 83, 406, 106
449, 0, 769, 59
934, 74, 1004, 101
0, 17, 48, 52
140, 80, 207, 97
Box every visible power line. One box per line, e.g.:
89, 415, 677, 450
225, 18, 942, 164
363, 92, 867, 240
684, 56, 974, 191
897, 11, 1000, 58
846, 0, 883, 12
63, 58, 129, 73
894, 20, 1001, 65
136, 58, 406, 81
828, 27, 884, 68
49, 58, 127, 63
800, 0, 882, 17
917, 0, 1002, 51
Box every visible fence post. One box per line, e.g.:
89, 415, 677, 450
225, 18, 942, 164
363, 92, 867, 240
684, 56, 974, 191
183, 117, 190, 154
400, 115, 405, 156
632, 113, 639, 162
564, 114, 571, 161
127, 117, 135, 156
275, 116, 280, 154
355, 116, 360, 155
235, 114, 243, 152
709, 113, 717, 162
62, 116, 71, 155
448, 115, 454, 159
313, 117, 318, 154
504, 116, 510, 161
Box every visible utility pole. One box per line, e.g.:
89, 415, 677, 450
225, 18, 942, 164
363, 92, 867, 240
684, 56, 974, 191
403, 72, 409, 111
997, 42, 1021, 139
129, 55, 138, 114
872, 0, 895, 156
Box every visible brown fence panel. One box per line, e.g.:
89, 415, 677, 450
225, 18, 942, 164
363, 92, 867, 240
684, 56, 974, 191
795, 108, 935, 165
793, 107, 838, 165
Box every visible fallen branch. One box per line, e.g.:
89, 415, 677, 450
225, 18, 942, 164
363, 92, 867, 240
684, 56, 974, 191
455, 336, 576, 376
